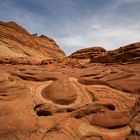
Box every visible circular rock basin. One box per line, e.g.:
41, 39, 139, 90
41, 79, 78, 105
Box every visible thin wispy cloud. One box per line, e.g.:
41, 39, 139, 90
0, 0, 140, 55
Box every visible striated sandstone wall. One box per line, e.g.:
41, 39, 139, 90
0, 21, 65, 64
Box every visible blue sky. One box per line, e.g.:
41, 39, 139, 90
0, 0, 140, 55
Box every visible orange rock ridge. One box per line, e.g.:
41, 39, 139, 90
0, 21, 65, 64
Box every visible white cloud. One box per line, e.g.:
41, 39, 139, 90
120, 0, 140, 3
55, 17, 140, 55
111, 0, 140, 4
0, 0, 140, 55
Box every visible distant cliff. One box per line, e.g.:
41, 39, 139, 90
69, 43, 140, 63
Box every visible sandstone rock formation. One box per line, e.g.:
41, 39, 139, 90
0, 21, 65, 64
0, 61, 140, 140
0, 21, 140, 140
69, 47, 107, 59
90, 42, 140, 63
70, 43, 140, 64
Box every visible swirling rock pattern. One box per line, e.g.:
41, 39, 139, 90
0, 61, 140, 140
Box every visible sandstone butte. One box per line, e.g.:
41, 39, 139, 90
0, 21, 140, 140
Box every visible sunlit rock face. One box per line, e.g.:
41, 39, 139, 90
0, 22, 140, 140
0, 21, 65, 64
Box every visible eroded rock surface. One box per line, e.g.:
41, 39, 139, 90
0, 62, 140, 140
0, 21, 140, 140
